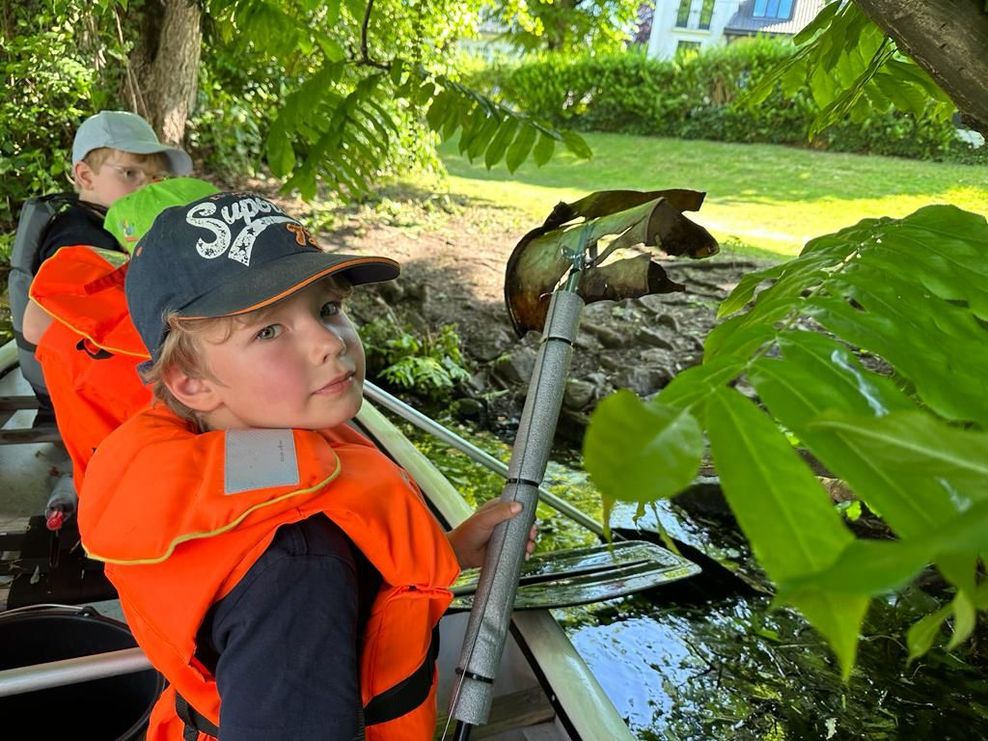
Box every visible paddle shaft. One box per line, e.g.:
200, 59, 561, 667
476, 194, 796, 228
450, 288, 585, 728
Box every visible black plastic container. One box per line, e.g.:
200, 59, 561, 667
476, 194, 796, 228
0, 606, 164, 739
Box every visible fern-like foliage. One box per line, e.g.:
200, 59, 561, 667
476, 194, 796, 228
584, 205, 988, 677
362, 318, 471, 400
741, 1, 955, 138
208, 0, 591, 200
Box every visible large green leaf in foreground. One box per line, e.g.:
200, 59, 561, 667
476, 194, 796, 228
585, 204, 988, 673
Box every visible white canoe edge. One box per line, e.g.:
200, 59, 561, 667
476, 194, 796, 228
0, 340, 16, 372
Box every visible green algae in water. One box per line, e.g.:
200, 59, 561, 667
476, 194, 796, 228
394, 416, 599, 553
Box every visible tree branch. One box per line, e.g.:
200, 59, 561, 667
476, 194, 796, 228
853, 0, 988, 135
359, 0, 390, 71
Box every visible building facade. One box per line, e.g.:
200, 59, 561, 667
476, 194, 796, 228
646, 0, 827, 59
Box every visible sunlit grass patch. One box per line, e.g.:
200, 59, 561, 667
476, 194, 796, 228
433, 133, 988, 257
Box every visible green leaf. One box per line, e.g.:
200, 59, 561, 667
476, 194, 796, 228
779, 538, 930, 599
784, 589, 868, 680
807, 412, 988, 508
907, 604, 951, 661
532, 132, 555, 167
584, 390, 704, 505
658, 354, 746, 418
284, 166, 318, 201
815, 304, 988, 427
323, 0, 341, 24
792, 0, 841, 44
505, 123, 537, 173
747, 333, 964, 539
717, 261, 787, 318
443, 97, 468, 141
343, 0, 366, 21
389, 59, 404, 86
948, 591, 977, 649
703, 314, 778, 362
781, 498, 988, 602
458, 106, 486, 155
707, 388, 855, 580
365, 100, 400, 136
279, 63, 344, 130
265, 122, 296, 177
706, 387, 866, 678
750, 356, 955, 536
706, 251, 834, 360
353, 109, 389, 154
561, 130, 592, 160
316, 35, 345, 62
425, 89, 454, 132
467, 114, 501, 162
413, 81, 436, 106
484, 117, 519, 169
872, 71, 928, 117
884, 59, 953, 103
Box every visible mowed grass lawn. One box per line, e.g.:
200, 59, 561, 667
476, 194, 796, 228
431, 132, 988, 257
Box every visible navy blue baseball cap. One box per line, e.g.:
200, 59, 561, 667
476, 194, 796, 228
126, 191, 399, 362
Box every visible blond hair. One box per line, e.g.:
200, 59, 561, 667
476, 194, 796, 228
141, 276, 354, 425
73, 149, 170, 191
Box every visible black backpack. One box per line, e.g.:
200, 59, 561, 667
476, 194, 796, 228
7, 193, 78, 397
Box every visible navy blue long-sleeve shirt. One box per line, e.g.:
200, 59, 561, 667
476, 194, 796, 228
195, 515, 381, 740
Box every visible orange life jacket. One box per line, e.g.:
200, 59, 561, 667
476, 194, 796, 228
79, 405, 460, 740
29, 246, 151, 487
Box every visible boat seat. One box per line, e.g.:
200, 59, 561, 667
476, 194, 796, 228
434, 685, 556, 739
0, 394, 59, 444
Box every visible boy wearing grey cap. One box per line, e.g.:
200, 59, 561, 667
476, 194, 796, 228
37, 110, 192, 273
78, 192, 532, 740
22, 110, 193, 351
17, 111, 194, 523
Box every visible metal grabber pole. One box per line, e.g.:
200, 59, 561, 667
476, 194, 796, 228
447, 262, 586, 737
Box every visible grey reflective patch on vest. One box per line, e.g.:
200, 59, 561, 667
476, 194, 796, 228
224, 428, 300, 495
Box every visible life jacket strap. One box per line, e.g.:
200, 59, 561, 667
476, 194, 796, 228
13, 329, 37, 354
364, 625, 441, 725
174, 626, 440, 736
175, 691, 219, 739
75, 338, 112, 360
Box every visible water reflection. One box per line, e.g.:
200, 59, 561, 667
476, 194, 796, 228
397, 416, 988, 740
562, 589, 987, 740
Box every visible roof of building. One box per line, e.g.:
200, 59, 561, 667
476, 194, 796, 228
724, 0, 828, 37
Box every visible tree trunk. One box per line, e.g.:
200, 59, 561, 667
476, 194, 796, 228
854, 0, 988, 135
137, 0, 202, 146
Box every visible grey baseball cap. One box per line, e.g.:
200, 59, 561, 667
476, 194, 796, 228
72, 111, 193, 175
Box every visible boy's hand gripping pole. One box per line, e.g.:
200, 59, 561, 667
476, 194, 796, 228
448, 268, 585, 732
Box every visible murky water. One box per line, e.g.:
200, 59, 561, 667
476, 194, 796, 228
398, 415, 988, 741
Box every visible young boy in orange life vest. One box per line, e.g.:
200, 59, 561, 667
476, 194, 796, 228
22, 110, 192, 367
78, 192, 534, 741
20, 111, 192, 525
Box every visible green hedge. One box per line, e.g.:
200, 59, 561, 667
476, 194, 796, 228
469, 40, 985, 163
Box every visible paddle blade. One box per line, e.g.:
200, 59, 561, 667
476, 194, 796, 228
448, 540, 699, 612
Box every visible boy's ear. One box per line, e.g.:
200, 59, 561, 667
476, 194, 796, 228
73, 161, 95, 192
163, 366, 222, 413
